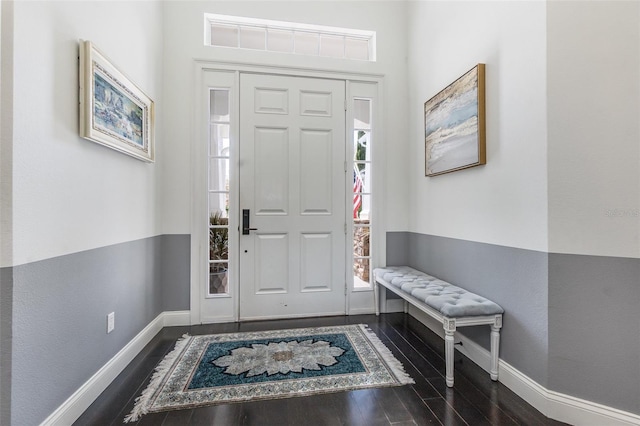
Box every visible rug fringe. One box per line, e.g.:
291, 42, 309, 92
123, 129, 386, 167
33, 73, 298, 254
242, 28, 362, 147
358, 324, 415, 385
123, 334, 191, 423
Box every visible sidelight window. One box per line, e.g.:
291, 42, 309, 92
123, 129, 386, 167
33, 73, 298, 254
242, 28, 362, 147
208, 89, 231, 296
353, 98, 372, 290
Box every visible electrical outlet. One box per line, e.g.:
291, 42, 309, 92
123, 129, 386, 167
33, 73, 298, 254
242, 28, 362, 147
107, 312, 115, 334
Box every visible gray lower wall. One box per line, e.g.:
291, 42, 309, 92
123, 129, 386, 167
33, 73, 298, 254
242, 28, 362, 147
387, 231, 640, 416
0, 268, 13, 426
548, 254, 640, 415
5, 234, 190, 426
5, 231, 638, 423
161, 234, 191, 311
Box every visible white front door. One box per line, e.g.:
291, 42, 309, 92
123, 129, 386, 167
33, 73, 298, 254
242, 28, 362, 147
239, 73, 347, 320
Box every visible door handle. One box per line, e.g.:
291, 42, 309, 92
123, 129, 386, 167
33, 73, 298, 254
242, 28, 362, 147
242, 209, 258, 235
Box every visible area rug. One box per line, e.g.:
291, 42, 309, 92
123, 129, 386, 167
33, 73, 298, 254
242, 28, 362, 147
125, 324, 413, 422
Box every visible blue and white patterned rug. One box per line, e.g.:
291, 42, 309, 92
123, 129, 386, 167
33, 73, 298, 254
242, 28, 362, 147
125, 324, 413, 422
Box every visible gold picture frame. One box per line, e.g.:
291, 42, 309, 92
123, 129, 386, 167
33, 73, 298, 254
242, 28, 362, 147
424, 64, 485, 176
79, 40, 155, 162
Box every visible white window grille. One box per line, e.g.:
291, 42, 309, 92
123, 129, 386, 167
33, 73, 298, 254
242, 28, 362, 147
353, 98, 373, 290
204, 14, 376, 61
208, 89, 231, 296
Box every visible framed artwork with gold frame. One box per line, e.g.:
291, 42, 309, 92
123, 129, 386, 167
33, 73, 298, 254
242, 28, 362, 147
425, 64, 485, 176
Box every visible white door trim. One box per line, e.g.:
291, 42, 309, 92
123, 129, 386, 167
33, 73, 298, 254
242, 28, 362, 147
191, 61, 386, 325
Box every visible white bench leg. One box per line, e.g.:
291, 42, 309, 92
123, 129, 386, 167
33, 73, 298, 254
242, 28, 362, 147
490, 322, 501, 381
443, 319, 456, 387
379, 285, 387, 314
374, 282, 379, 316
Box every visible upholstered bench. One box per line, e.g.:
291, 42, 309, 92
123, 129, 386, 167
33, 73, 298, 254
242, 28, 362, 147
373, 266, 503, 387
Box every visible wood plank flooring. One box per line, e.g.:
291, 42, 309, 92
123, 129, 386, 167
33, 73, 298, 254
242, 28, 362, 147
75, 313, 566, 426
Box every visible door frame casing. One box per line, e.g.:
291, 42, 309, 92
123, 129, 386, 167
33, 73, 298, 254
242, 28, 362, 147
190, 60, 386, 325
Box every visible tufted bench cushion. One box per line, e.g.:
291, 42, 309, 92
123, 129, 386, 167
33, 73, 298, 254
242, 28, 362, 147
374, 266, 503, 318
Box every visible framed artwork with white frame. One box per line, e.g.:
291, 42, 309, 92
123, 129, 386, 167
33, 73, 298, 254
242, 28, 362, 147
79, 40, 155, 162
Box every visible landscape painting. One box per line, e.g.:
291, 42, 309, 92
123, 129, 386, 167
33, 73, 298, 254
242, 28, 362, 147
79, 40, 155, 162
93, 72, 144, 148
424, 64, 485, 176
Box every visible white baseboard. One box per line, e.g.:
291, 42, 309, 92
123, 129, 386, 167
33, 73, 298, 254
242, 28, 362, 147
348, 307, 376, 315
499, 360, 640, 426
40, 310, 190, 426
409, 308, 640, 426
200, 315, 237, 324
162, 310, 191, 327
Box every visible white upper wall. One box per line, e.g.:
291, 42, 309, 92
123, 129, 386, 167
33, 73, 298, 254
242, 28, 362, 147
6, 1, 164, 267
0, 1, 13, 270
160, 1, 410, 235
547, 0, 640, 258
406, 0, 548, 252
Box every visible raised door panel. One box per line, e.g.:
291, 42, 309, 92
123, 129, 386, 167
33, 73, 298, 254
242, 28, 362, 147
254, 233, 289, 294
254, 127, 288, 215
299, 129, 333, 215
300, 90, 333, 116
254, 88, 289, 114
300, 233, 333, 292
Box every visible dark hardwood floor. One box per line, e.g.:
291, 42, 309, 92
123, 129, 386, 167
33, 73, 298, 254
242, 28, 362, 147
75, 313, 566, 426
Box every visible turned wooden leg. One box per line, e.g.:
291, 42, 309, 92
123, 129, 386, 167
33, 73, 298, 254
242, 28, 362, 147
379, 285, 387, 314
374, 282, 379, 316
445, 330, 455, 387
490, 316, 502, 381
443, 318, 456, 387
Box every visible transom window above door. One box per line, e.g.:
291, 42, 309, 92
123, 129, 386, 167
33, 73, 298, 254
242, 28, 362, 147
204, 14, 376, 61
